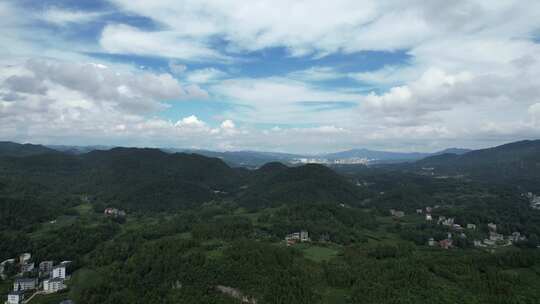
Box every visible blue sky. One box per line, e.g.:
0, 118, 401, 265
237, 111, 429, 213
1, 1, 540, 153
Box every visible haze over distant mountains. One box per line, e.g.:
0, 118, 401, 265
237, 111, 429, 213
40, 144, 472, 168
151, 147, 473, 167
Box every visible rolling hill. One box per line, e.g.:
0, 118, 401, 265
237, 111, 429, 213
413, 140, 540, 191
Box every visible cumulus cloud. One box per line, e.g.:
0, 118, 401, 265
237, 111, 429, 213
3, 1, 540, 151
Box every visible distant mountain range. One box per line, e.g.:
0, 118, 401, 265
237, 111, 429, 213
163, 147, 472, 167
1, 139, 540, 208
0, 141, 472, 167
0, 144, 366, 211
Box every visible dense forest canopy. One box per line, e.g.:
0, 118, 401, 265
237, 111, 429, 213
1, 141, 540, 304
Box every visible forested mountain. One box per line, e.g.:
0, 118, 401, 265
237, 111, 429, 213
412, 140, 540, 191
0, 141, 58, 157
324, 147, 471, 163
0, 145, 363, 212
238, 163, 369, 208
2, 140, 540, 304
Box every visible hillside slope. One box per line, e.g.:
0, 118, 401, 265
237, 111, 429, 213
413, 140, 540, 190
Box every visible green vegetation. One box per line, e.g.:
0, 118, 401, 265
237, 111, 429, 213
1, 142, 540, 303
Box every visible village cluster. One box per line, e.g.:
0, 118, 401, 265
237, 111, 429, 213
284, 230, 310, 246
390, 206, 527, 250
1, 253, 70, 304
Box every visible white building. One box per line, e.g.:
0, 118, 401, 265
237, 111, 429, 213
489, 232, 504, 242
442, 218, 455, 226
487, 223, 497, 232
6, 291, 24, 304
43, 278, 66, 293
52, 265, 66, 279
13, 278, 37, 291
39, 261, 54, 275
466, 224, 476, 230
20, 262, 35, 273
300, 230, 310, 242
425, 214, 433, 221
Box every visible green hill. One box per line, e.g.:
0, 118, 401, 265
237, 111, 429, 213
413, 140, 540, 191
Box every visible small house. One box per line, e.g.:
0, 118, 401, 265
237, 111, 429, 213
425, 214, 433, 221
428, 238, 435, 246
416, 209, 423, 214
300, 230, 310, 242
466, 224, 476, 230
487, 223, 497, 232
6, 291, 25, 304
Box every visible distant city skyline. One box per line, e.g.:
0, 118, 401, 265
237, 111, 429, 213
1, 1, 540, 153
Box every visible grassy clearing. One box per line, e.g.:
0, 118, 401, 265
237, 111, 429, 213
31, 292, 70, 304
300, 244, 340, 262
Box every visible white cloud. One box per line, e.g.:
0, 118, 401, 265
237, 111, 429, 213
220, 119, 235, 130
175, 115, 206, 129
529, 103, 540, 123
100, 24, 228, 61
3, 1, 540, 152
40, 7, 104, 26
186, 68, 227, 84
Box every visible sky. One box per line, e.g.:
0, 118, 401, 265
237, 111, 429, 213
1, 0, 540, 153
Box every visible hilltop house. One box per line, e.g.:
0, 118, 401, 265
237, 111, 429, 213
285, 230, 310, 245
104, 208, 126, 218
437, 216, 446, 224
390, 209, 405, 218
425, 214, 433, 221
13, 278, 37, 291
452, 224, 463, 231
441, 218, 455, 226
43, 278, 67, 294
300, 230, 310, 242
488, 223, 497, 232
6, 291, 24, 304
466, 224, 476, 230
428, 238, 436, 246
